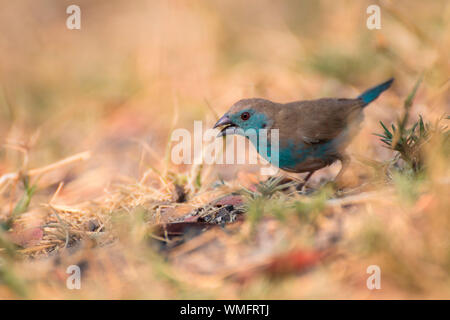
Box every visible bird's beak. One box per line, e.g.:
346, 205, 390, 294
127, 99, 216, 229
213, 115, 237, 137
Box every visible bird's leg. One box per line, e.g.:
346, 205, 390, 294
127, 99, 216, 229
296, 170, 315, 191
334, 153, 350, 183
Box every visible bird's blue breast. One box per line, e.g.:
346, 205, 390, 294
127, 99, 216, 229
254, 138, 336, 171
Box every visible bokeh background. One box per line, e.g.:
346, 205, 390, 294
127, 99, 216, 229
0, 0, 449, 299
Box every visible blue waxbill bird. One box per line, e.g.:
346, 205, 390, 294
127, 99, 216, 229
213, 78, 394, 186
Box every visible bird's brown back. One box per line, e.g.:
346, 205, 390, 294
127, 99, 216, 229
269, 98, 364, 148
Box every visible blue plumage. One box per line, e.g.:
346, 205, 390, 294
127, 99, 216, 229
358, 78, 394, 106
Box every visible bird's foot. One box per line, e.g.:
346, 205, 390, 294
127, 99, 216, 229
321, 180, 347, 196
294, 171, 316, 193
295, 182, 306, 192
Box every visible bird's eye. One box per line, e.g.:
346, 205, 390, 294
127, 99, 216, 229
240, 112, 250, 121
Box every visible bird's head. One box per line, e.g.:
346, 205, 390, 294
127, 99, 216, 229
213, 98, 275, 137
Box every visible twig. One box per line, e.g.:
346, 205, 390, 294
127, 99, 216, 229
326, 189, 395, 207
0, 151, 91, 186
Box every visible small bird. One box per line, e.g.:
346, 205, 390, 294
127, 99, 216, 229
213, 78, 394, 186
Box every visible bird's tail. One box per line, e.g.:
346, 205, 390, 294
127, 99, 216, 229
358, 78, 394, 106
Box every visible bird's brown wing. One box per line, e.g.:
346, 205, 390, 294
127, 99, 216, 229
278, 98, 364, 145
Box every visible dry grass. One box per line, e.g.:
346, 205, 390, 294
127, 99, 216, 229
0, 0, 449, 299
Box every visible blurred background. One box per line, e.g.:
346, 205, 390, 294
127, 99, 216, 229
0, 0, 449, 299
